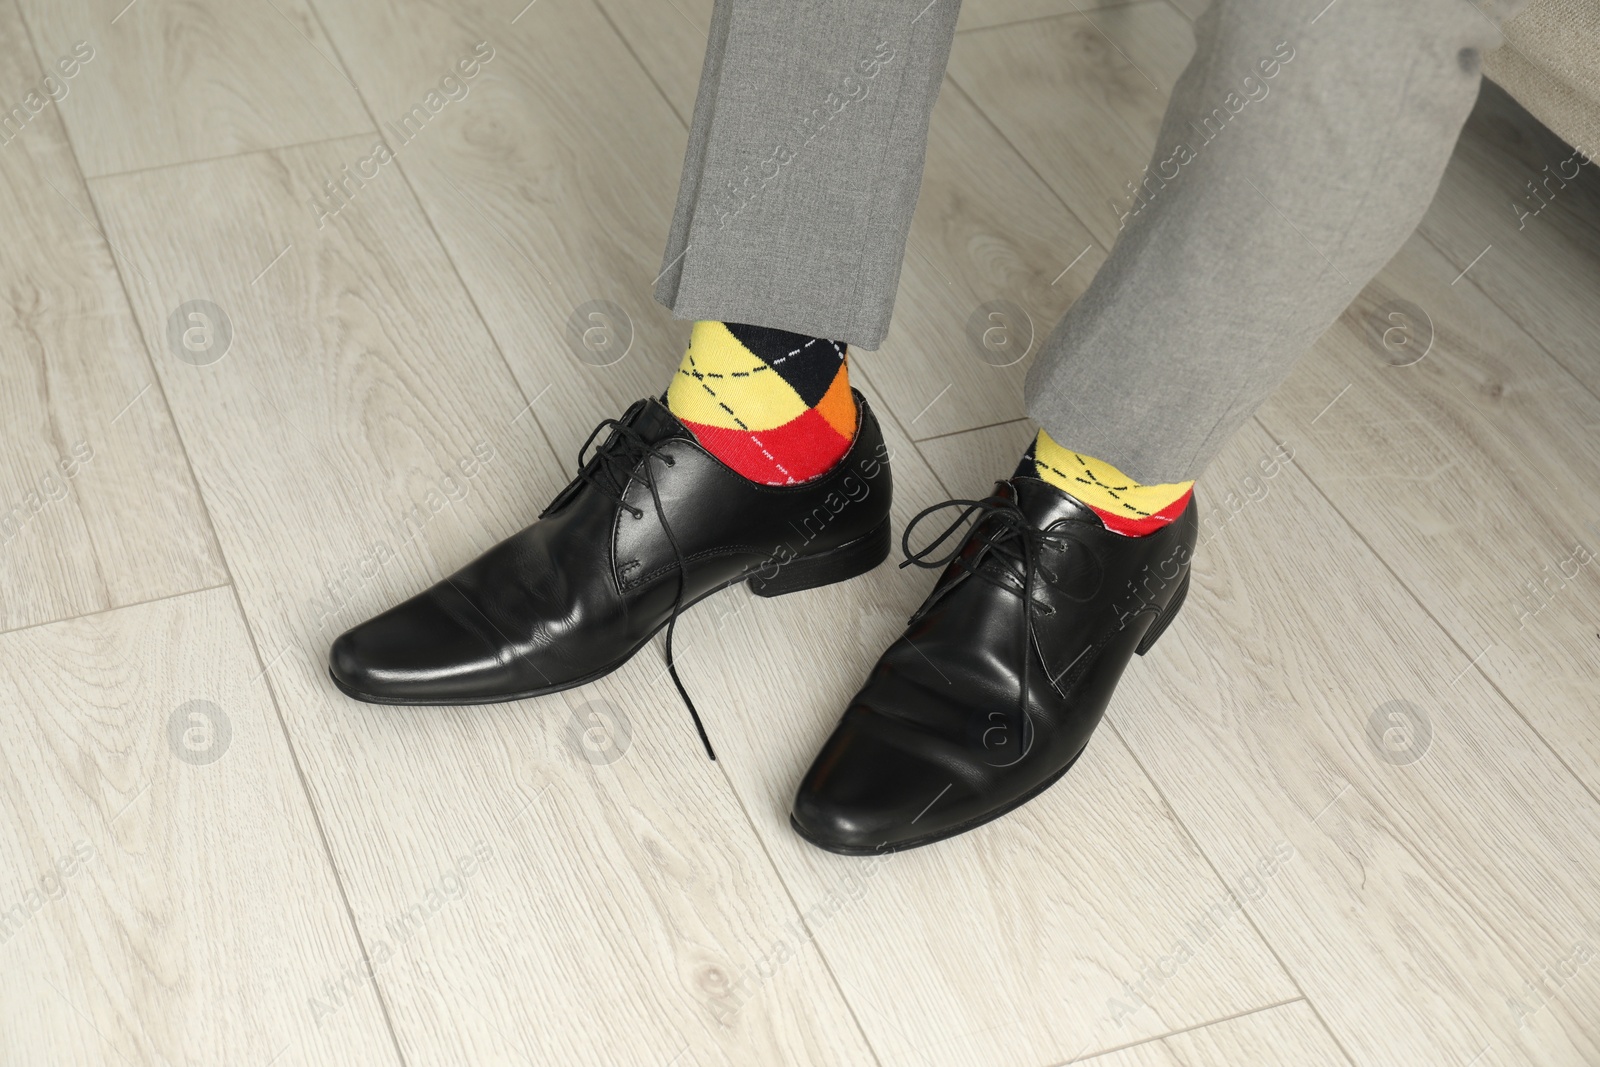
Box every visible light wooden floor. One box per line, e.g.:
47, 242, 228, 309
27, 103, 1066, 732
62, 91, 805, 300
2, 0, 1597, 1063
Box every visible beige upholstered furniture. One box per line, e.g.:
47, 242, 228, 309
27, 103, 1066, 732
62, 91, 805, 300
1486, 0, 1600, 150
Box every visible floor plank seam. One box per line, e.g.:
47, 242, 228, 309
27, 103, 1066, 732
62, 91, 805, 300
1417, 229, 1600, 416
1100, 716, 1365, 1067
914, 414, 1034, 444
1044, 996, 1326, 1067
300, 0, 569, 507
77, 130, 383, 186
12, 9, 408, 1058
706, 756, 891, 1067
1247, 413, 1600, 816
955, 0, 1170, 38
940, 72, 1115, 285
0, 583, 233, 641
847, 360, 965, 500
591, 0, 692, 129
224, 580, 412, 1067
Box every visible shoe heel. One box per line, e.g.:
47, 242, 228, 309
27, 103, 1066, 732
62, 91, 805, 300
1136, 572, 1190, 656
748, 519, 891, 598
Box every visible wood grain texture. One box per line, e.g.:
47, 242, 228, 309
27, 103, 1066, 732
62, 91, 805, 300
0, 587, 397, 1065
88, 133, 880, 1066
14, 0, 372, 176
1420, 81, 1600, 401
1257, 230, 1600, 793
0, 0, 225, 633
1078, 1001, 1349, 1067
312, 0, 695, 465
592, 0, 711, 120
948, 1, 1196, 250
1116, 422, 1600, 1067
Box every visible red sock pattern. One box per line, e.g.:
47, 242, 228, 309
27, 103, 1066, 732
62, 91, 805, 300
666, 321, 855, 485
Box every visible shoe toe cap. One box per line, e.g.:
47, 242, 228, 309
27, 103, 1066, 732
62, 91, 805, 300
791, 707, 969, 854
328, 589, 509, 703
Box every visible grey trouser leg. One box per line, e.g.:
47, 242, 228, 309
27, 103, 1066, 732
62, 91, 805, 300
659, 0, 1524, 481
654, 0, 963, 349
1024, 0, 1528, 483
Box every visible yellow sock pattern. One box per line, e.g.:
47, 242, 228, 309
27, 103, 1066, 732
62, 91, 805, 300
1025, 429, 1193, 537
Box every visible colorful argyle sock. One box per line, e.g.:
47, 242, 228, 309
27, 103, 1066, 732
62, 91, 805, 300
666, 320, 856, 485
1019, 429, 1193, 537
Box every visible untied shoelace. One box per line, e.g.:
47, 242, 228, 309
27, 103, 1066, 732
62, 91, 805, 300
541, 405, 718, 760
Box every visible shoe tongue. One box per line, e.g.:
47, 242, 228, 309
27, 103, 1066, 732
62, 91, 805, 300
1006, 476, 1106, 532
628, 396, 690, 443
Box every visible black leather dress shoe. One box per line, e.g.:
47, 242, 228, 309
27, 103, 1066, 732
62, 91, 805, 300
791, 474, 1197, 853
329, 393, 893, 757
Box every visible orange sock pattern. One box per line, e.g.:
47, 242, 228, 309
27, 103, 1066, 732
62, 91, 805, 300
667, 321, 855, 485
1021, 429, 1193, 537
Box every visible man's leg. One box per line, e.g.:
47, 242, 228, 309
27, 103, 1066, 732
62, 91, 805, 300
328, 2, 964, 727
655, 0, 962, 349
1024, 0, 1528, 487
792, 0, 1530, 854
651, 0, 963, 489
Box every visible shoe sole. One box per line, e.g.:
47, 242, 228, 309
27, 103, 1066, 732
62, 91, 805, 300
328, 517, 892, 706
1135, 571, 1190, 656
789, 742, 1089, 856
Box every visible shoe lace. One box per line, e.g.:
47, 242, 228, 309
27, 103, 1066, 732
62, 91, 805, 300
541, 407, 718, 761
899, 491, 1083, 766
